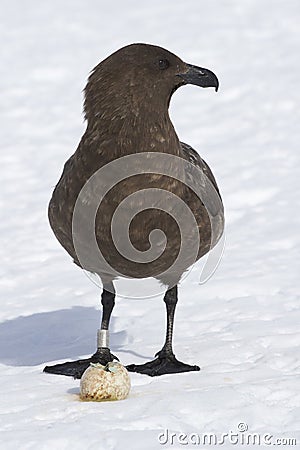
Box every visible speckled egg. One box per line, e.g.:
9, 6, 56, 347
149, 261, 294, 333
80, 361, 131, 401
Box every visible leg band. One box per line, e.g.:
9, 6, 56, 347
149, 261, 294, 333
97, 329, 109, 348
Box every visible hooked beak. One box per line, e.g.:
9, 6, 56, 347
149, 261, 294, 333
178, 64, 219, 92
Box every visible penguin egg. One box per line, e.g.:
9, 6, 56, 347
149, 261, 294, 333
80, 362, 131, 401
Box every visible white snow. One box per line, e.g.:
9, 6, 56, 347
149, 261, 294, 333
1, 0, 300, 448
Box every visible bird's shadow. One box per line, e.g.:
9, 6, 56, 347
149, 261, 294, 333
0, 306, 148, 367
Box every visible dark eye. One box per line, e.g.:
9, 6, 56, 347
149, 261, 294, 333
158, 59, 170, 70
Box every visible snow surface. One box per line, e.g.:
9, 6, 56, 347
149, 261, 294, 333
1, 0, 300, 448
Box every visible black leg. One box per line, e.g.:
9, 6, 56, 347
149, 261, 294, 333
127, 286, 200, 376
156, 285, 178, 358
90, 283, 118, 364
100, 285, 115, 330
44, 282, 118, 379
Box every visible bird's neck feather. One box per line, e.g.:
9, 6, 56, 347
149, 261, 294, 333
83, 95, 181, 157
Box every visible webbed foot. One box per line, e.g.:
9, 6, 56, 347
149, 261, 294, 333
43, 348, 118, 379
126, 349, 200, 377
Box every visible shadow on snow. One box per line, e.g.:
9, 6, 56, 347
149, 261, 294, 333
0, 306, 148, 366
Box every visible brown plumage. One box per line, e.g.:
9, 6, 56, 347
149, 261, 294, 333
44, 43, 224, 378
